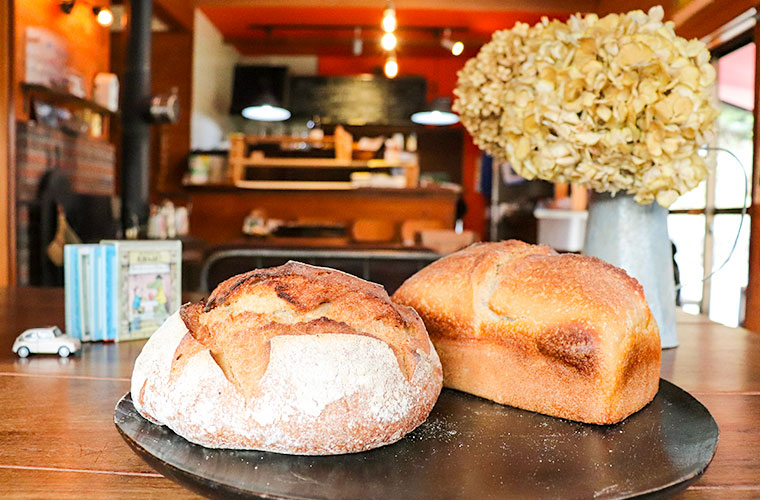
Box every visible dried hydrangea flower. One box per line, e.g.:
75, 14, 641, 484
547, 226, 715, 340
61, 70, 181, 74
454, 6, 719, 207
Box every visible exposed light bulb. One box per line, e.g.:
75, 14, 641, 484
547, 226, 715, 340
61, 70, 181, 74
381, 32, 397, 51
384, 56, 398, 78
353, 27, 363, 56
94, 7, 113, 27
451, 41, 464, 56
382, 8, 397, 33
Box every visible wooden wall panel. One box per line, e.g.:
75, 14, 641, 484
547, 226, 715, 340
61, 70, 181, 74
154, 0, 194, 32
110, 30, 194, 200
151, 32, 193, 196
743, 21, 760, 333
597, 0, 757, 41
0, 0, 14, 286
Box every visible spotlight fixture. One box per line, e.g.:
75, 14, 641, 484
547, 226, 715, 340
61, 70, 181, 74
60, 1, 114, 28
60, 0, 75, 14
353, 27, 363, 56
382, 3, 397, 33
384, 54, 398, 79
411, 97, 459, 126
441, 28, 464, 56
381, 32, 397, 51
93, 6, 114, 27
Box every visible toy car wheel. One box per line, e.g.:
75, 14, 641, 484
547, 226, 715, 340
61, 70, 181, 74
58, 346, 71, 358
17, 346, 30, 358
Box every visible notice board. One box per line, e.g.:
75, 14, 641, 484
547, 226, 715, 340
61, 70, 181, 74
288, 75, 427, 125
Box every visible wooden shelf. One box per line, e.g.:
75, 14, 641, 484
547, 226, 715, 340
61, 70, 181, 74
236, 158, 406, 169
234, 180, 355, 190
21, 82, 117, 116
228, 133, 420, 189
239, 135, 336, 145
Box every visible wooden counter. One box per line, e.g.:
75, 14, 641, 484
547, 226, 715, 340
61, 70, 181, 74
186, 186, 460, 246
0, 287, 758, 498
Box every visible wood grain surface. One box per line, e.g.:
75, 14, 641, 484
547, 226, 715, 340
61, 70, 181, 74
186, 187, 458, 246
0, 287, 757, 498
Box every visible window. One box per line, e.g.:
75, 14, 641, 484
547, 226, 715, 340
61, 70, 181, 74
668, 42, 753, 326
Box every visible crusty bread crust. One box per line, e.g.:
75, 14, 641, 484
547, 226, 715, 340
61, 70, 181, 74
131, 261, 442, 454
392, 240, 660, 425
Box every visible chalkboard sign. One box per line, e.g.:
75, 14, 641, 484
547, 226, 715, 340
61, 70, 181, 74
288, 75, 427, 125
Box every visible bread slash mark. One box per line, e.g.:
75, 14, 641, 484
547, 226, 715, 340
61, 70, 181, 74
536, 322, 599, 375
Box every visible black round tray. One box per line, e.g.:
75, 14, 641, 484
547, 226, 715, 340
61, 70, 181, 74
115, 380, 718, 499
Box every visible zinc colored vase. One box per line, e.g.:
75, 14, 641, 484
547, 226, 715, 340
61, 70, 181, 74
583, 192, 678, 348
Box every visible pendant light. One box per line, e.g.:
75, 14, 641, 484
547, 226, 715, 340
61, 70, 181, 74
411, 97, 459, 126
232, 66, 291, 122
241, 91, 291, 122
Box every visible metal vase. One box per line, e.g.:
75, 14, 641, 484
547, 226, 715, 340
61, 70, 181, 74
583, 192, 678, 348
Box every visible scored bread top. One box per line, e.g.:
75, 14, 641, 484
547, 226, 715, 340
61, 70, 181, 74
179, 261, 431, 400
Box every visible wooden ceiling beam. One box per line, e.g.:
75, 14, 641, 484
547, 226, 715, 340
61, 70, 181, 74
153, 0, 194, 32
228, 37, 483, 58
194, 0, 600, 14
225, 34, 488, 57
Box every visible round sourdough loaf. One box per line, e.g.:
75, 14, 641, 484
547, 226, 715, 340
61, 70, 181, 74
130, 261, 442, 455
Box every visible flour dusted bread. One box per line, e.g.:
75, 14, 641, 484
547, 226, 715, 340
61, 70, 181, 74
392, 240, 660, 425
131, 261, 442, 455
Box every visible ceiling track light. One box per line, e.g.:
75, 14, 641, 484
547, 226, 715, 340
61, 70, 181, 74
59, 0, 75, 14
440, 28, 464, 56
353, 27, 363, 56
60, 0, 113, 27
384, 53, 398, 79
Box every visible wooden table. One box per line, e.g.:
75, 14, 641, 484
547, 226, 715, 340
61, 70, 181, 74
0, 287, 758, 499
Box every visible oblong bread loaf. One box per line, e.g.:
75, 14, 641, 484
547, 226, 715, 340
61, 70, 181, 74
392, 240, 661, 425
131, 261, 443, 455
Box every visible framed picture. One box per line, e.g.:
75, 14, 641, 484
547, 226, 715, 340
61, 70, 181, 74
102, 240, 182, 342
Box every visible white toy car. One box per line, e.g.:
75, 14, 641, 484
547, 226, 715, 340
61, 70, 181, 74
12, 326, 81, 358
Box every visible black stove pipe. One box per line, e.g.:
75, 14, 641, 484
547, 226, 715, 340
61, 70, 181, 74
120, 0, 153, 237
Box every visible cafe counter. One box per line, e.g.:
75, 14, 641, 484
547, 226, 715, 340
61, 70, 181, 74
186, 185, 461, 246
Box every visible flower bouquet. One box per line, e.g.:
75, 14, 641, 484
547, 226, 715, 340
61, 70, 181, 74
454, 6, 721, 347
454, 6, 718, 207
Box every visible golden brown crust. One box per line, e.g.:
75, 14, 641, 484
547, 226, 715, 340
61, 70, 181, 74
392, 240, 661, 424
179, 261, 431, 398
132, 262, 443, 455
